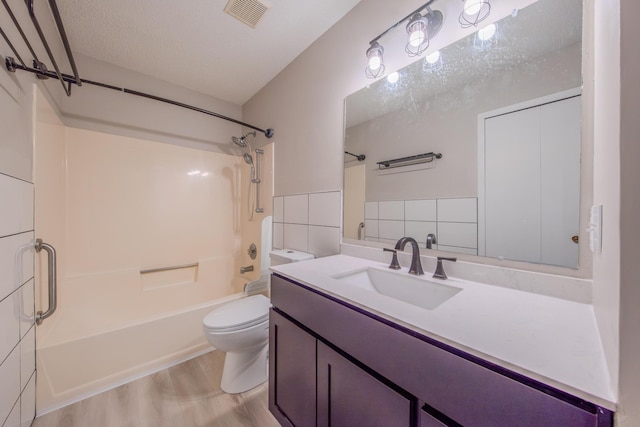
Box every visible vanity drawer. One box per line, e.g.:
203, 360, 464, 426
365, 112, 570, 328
271, 274, 611, 427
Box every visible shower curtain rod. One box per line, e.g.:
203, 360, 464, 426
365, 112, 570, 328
1, 0, 274, 138
5, 58, 275, 138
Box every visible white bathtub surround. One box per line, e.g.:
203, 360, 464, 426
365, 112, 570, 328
270, 255, 615, 409
364, 197, 478, 254
33, 125, 249, 412
35, 294, 244, 415
272, 191, 342, 257
243, 216, 273, 296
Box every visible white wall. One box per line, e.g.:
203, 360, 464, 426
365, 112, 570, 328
589, 0, 622, 409
617, 0, 640, 423
60, 54, 245, 155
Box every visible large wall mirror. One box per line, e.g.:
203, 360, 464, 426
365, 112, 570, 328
343, 0, 583, 269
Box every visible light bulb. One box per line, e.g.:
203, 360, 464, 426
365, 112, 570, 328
409, 30, 425, 47
477, 23, 496, 41
425, 50, 440, 64
368, 56, 381, 71
387, 72, 399, 84
464, 0, 483, 16
408, 20, 426, 47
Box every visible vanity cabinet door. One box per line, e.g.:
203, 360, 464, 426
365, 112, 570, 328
317, 341, 412, 427
269, 309, 316, 427
419, 403, 461, 427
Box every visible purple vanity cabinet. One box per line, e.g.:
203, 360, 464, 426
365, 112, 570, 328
269, 274, 614, 427
269, 309, 316, 427
317, 341, 412, 427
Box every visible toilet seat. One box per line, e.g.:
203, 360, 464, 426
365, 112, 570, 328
203, 294, 270, 333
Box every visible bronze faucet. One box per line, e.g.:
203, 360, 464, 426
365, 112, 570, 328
394, 237, 424, 275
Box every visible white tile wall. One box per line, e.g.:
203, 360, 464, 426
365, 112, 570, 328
273, 196, 284, 223
0, 175, 34, 237
364, 202, 379, 219
405, 221, 437, 245
378, 220, 405, 241
20, 376, 35, 427
362, 197, 478, 254
0, 176, 35, 427
0, 291, 20, 364
273, 191, 341, 257
437, 198, 478, 223
283, 194, 309, 224
379, 201, 404, 220
437, 245, 479, 255
5, 401, 20, 427
437, 222, 478, 249
19, 280, 34, 338
20, 327, 35, 392
0, 345, 20, 425
283, 224, 309, 252
309, 192, 341, 227
2, 70, 36, 427
272, 222, 284, 249
364, 219, 379, 238
308, 226, 341, 257
0, 233, 34, 302
405, 200, 437, 221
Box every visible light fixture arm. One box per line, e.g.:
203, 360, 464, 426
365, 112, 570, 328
368, 0, 437, 45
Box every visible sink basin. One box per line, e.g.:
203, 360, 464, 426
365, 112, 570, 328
332, 267, 462, 310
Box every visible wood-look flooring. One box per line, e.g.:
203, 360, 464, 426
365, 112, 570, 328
32, 350, 281, 427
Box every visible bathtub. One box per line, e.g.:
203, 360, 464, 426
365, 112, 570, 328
35, 292, 245, 415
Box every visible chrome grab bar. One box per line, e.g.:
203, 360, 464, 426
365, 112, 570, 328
35, 238, 57, 325
140, 262, 199, 275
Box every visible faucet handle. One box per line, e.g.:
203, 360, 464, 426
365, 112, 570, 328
433, 257, 457, 280
383, 248, 401, 270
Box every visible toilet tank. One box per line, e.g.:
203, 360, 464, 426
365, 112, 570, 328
269, 249, 314, 266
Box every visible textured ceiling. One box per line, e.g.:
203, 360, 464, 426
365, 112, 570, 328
56, 0, 361, 105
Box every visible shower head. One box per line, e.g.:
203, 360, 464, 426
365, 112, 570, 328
243, 152, 254, 165
232, 131, 258, 148
243, 152, 256, 180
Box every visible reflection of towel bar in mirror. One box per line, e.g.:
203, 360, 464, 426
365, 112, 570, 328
377, 152, 442, 170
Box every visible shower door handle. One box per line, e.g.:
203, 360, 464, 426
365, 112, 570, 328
35, 238, 57, 325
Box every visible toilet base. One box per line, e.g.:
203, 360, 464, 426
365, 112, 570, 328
220, 345, 268, 394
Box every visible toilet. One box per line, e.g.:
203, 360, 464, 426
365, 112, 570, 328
202, 248, 314, 394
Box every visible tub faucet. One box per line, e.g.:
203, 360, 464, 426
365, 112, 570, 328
240, 265, 254, 274
433, 257, 457, 280
394, 237, 424, 275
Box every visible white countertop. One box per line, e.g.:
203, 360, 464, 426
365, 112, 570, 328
271, 254, 616, 409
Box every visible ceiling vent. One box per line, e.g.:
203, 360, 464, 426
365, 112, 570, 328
224, 0, 271, 29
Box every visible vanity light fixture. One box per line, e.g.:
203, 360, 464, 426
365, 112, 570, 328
459, 0, 491, 28
365, 42, 385, 78
364, 1, 443, 79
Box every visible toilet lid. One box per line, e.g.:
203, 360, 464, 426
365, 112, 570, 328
203, 295, 270, 332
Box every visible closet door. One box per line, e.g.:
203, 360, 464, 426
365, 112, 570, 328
484, 106, 541, 263
483, 96, 580, 267
540, 96, 581, 267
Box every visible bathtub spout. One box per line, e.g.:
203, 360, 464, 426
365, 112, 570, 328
240, 265, 254, 274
